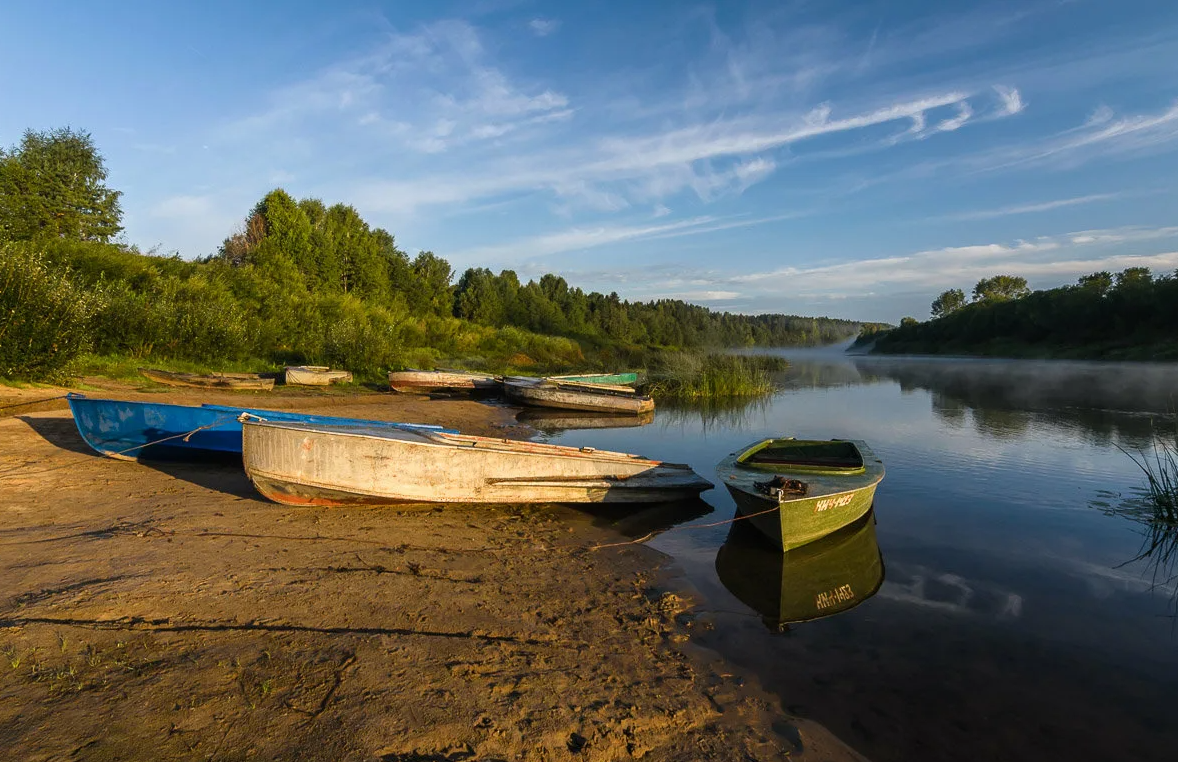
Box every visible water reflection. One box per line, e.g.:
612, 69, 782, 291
714, 511, 884, 632
517, 408, 654, 432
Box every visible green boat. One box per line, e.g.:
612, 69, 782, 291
547, 372, 639, 386
715, 511, 884, 631
716, 438, 885, 551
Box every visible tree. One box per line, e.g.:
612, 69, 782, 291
0, 127, 123, 242
930, 288, 966, 318
1114, 267, 1152, 289
972, 275, 1030, 303
899, 316, 919, 328
1077, 271, 1113, 296
407, 251, 453, 316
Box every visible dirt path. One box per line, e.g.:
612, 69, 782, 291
0, 384, 863, 761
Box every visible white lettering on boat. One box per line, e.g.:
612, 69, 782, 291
814, 493, 854, 512
815, 584, 855, 610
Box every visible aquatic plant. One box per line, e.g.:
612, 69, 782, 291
643, 351, 785, 400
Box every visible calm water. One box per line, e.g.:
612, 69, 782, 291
542, 352, 1178, 762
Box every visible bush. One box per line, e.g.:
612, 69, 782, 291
0, 242, 101, 381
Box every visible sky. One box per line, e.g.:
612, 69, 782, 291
3, 0, 1177, 323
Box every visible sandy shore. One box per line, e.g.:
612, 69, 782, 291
0, 382, 863, 761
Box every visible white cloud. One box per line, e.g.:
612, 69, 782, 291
528, 18, 560, 37
942, 193, 1122, 221
993, 85, 1025, 116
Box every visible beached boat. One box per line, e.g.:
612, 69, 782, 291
66, 394, 448, 461
715, 438, 885, 551
715, 511, 883, 631
139, 367, 275, 391
388, 369, 501, 394
241, 420, 712, 505
284, 366, 353, 386
548, 372, 639, 386
503, 378, 654, 415
516, 408, 655, 432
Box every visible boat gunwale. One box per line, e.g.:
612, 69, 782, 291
734, 438, 867, 476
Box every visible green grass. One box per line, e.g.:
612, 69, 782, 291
642, 351, 785, 400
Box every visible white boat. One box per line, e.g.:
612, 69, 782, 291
388, 369, 501, 393
241, 419, 712, 505
284, 366, 353, 386
503, 378, 654, 415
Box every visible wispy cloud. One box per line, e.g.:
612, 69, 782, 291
941, 193, 1122, 221
528, 18, 560, 37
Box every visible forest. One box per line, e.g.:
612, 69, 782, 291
0, 128, 860, 382
858, 272, 1178, 360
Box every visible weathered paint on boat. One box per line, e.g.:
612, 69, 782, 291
284, 366, 353, 386
139, 368, 275, 391
242, 420, 712, 505
548, 372, 639, 386
715, 511, 884, 630
66, 394, 449, 460
503, 379, 655, 415
388, 369, 501, 393
715, 438, 885, 551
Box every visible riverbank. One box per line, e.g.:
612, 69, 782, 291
0, 383, 862, 761
863, 338, 1178, 362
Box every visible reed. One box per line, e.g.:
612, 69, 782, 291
643, 351, 785, 400
1120, 431, 1178, 525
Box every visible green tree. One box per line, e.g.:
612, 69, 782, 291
1077, 271, 1113, 296
899, 316, 919, 328
407, 251, 453, 316
1114, 267, 1152, 289
972, 275, 1030, 303
0, 128, 123, 242
930, 288, 966, 318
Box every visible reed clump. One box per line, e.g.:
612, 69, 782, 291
643, 351, 785, 400
1122, 431, 1178, 523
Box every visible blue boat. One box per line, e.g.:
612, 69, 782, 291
66, 393, 453, 460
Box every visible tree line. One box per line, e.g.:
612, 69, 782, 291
858, 271, 1178, 360
1, 127, 861, 380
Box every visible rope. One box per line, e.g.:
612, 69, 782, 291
589, 503, 782, 550
0, 393, 70, 412
0, 414, 239, 481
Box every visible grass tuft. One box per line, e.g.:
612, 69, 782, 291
643, 351, 785, 400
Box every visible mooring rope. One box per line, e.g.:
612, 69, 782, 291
0, 393, 70, 412
589, 503, 782, 550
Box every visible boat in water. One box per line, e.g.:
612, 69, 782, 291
284, 366, 353, 386
139, 368, 275, 391
715, 438, 884, 551
241, 419, 712, 505
715, 510, 884, 632
388, 369, 501, 394
547, 372, 639, 386
66, 394, 448, 460
503, 378, 654, 415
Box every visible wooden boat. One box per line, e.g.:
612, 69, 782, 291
715, 511, 884, 631
388, 369, 500, 394
516, 408, 654, 432
716, 438, 885, 551
284, 366, 353, 386
139, 367, 274, 391
66, 393, 449, 460
548, 372, 639, 386
241, 420, 713, 505
503, 378, 654, 415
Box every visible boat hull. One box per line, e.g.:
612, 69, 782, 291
504, 381, 654, 415
242, 421, 712, 505
66, 395, 447, 460
139, 368, 274, 391
284, 367, 353, 386
388, 370, 500, 393
717, 439, 885, 551
548, 373, 639, 386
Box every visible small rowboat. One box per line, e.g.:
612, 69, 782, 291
548, 372, 639, 386
715, 511, 883, 631
503, 379, 654, 415
66, 394, 449, 460
242, 420, 712, 505
716, 438, 884, 551
284, 366, 353, 386
388, 369, 501, 394
139, 368, 274, 391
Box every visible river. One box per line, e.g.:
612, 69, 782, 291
541, 351, 1178, 762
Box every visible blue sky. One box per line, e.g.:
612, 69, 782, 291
3, 0, 1178, 322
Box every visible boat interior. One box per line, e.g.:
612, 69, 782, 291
738, 439, 865, 473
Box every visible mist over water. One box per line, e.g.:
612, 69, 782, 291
542, 352, 1178, 762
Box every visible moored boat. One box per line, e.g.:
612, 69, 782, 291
241, 420, 712, 505
716, 438, 885, 551
284, 366, 353, 386
503, 378, 654, 415
139, 368, 275, 391
548, 372, 639, 386
715, 511, 884, 631
66, 394, 449, 460
388, 369, 501, 394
